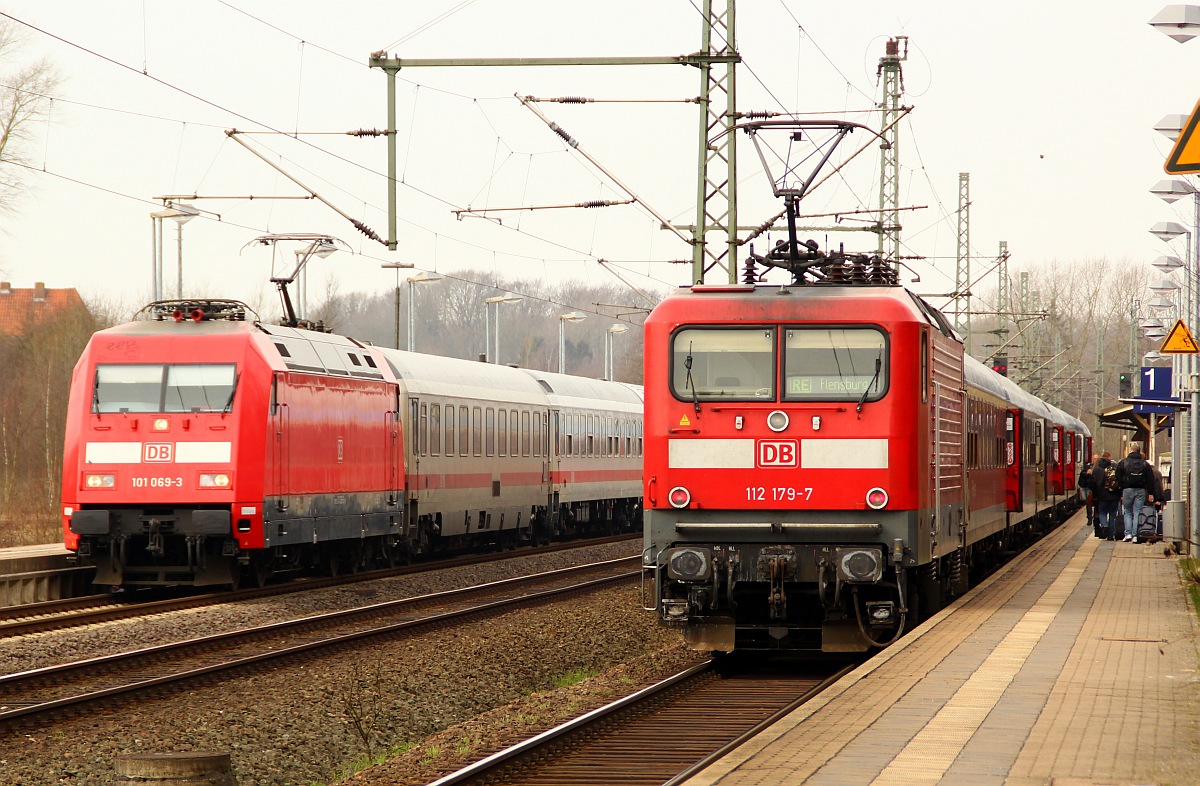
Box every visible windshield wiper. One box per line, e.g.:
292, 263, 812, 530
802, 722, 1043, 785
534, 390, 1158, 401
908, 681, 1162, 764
856, 355, 882, 414
684, 343, 700, 414
91, 374, 101, 414
222, 374, 239, 414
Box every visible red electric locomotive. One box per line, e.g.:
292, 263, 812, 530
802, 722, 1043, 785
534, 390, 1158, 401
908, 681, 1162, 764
641, 251, 1086, 654
62, 299, 643, 587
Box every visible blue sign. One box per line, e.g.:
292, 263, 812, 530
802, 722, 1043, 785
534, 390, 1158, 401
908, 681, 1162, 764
1134, 366, 1178, 413
1140, 366, 1173, 399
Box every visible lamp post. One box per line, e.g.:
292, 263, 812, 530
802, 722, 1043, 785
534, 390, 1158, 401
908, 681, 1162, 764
293, 238, 338, 322
1149, 4, 1200, 42
381, 262, 416, 349
604, 324, 628, 381
149, 202, 198, 300
484, 293, 524, 364
405, 271, 442, 352
558, 311, 587, 374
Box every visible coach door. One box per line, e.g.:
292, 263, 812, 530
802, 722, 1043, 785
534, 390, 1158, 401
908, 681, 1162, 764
1032, 419, 1047, 501
271, 375, 290, 512
1004, 409, 1022, 511
385, 390, 400, 507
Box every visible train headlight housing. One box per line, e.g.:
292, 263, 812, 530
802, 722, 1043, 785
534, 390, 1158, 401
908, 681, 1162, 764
666, 546, 712, 581
199, 473, 231, 488
766, 410, 790, 432
668, 486, 691, 509
866, 487, 888, 510
84, 473, 115, 489
835, 547, 883, 583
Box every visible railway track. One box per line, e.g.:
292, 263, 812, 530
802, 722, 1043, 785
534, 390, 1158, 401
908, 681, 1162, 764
0, 534, 637, 637
428, 658, 857, 785
0, 556, 639, 730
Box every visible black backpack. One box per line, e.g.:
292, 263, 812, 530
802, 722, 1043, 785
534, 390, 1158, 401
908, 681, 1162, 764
1124, 457, 1148, 488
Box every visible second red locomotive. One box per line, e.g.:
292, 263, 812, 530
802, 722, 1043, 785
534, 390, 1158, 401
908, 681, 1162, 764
62, 300, 643, 587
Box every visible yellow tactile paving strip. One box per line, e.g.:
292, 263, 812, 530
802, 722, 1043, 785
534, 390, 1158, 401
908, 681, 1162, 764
681, 516, 1200, 786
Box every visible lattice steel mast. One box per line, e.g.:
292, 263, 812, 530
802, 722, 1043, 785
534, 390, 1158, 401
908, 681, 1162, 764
876, 37, 907, 268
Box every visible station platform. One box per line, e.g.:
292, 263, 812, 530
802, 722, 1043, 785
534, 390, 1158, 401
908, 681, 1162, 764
682, 511, 1200, 786
0, 543, 92, 606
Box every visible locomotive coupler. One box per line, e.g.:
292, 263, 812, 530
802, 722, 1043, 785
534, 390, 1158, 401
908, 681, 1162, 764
146, 519, 164, 556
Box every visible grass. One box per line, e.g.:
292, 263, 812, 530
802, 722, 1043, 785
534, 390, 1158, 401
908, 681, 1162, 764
1180, 557, 1200, 619
552, 667, 599, 689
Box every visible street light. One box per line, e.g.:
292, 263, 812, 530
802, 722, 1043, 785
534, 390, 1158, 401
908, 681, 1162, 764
1152, 254, 1186, 272
604, 323, 628, 381
484, 293, 524, 364
1155, 114, 1189, 141
149, 202, 198, 300
1149, 4, 1200, 42
558, 311, 587, 374
381, 261, 417, 348
1151, 179, 1199, 203
406, 271, 442, 352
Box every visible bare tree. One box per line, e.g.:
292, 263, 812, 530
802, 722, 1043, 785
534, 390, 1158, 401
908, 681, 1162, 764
0, 19, 62, 216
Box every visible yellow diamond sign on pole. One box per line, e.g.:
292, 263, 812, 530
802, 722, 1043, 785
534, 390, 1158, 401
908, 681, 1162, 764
1166, 97, 1200, 174
1160, 319, 1200, 354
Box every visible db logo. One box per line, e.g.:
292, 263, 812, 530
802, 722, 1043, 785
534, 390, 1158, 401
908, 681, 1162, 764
757, 439, 798, 467
144, 443, 174, 463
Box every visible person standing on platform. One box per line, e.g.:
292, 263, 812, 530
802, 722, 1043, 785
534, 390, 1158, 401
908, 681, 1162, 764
1090, 451, 1121, 540
1078, 457, 1096, 529
1116, 442, 1156, 542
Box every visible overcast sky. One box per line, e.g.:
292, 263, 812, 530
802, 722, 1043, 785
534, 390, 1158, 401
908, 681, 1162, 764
0, 1, 1195, 319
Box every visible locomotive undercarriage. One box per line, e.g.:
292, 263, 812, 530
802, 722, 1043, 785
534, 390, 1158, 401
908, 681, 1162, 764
656, 541, 910, 653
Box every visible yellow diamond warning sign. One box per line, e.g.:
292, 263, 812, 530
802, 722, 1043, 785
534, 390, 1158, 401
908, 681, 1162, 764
1166, 97, 1200, 174
1160, 319, 1200, 354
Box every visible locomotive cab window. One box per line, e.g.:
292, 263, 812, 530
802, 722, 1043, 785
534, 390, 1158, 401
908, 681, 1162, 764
782, 328, 887, 402
93, 363, 237, 413
671, 327, 775, 401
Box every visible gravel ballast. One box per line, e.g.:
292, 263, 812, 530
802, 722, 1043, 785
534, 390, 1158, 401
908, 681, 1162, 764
0, 542, 706, 785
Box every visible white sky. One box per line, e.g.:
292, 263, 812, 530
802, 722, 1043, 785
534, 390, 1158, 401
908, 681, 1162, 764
0, 1, 1195, 317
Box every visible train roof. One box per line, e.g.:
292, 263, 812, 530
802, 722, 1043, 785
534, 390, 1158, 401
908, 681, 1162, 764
371, 346, 548, 405
963, 353, 1090, 437
517, 369, 644, 411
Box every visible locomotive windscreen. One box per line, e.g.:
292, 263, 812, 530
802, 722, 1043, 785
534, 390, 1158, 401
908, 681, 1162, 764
93, 363, 237, 413
782, 328, 887, 402
670, 327, 775, 400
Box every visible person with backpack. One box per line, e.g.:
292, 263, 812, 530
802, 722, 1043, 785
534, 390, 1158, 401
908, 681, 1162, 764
1116, 442, 1156, 542
1089, 451, 1121, 539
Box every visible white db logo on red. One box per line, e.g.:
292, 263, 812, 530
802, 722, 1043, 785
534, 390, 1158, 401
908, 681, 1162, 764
757, 440, 798, 467
144, 443, 174, 462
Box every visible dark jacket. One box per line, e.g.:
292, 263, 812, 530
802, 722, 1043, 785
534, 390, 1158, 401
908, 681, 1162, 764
1089, 457, 1122, 503
1116, 451, 1156, 495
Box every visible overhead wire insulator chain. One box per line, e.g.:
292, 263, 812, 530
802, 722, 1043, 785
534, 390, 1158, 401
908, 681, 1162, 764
224, 129, 386, 246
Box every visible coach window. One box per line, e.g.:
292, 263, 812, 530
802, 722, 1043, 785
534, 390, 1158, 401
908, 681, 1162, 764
445, 405, 455, 456
671, 327, 775, 401
486, 408, 496, 457
419, 403, 428, 456
472, 406, 483, 457
431, 405, 441, 457
520, 410, 530, 456
534, 412, 543, 456
511, 408, 519, 456
497, 409, 507, 456
782, 328, 887, 402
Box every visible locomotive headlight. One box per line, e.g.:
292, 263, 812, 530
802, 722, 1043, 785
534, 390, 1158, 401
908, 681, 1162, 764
668, 486, 691, 509
766, 410, 790, 432
835, 547, 883, 583
866, 487, 888, 510
85, 473, 115, 489
666, 546, 712, 581
199, 473, 231, 488
152, 418, 170, 431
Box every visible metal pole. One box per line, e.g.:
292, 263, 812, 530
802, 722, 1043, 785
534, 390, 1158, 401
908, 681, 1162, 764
407, 279, 414, 352
495, 305, 502, 365
176, 222, 184, 299
558, 319, 565, 375
393, 279, 401, 350
485, 302, 492, 364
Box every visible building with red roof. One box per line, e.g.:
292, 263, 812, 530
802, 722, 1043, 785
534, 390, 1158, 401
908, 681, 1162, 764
0, 281, 88, 337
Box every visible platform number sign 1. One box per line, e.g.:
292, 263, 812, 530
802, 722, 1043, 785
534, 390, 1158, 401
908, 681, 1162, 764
1141, 366, 1172, 401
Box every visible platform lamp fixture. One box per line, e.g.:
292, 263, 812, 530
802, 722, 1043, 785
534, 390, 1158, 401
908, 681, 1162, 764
604, 323, 628, 381
381, 261, 417, 349
484, 293, 524, 364
149, 202, 199, 301
1149, 5, 1200, 42
558, 311, 587, 374
406, 271, 442, 352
